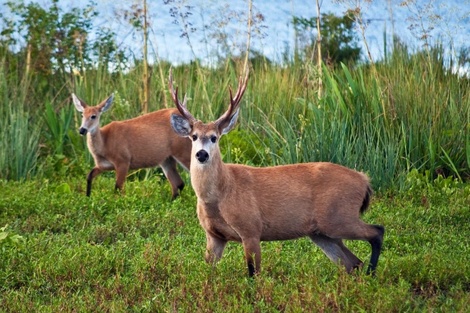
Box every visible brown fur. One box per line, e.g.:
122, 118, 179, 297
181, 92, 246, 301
169, 72, 384, 277
72, 94, 192, 198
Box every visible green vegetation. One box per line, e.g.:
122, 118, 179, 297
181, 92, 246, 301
2, 46, 470, 190
2, 20, 470, 190
293, 12, 362, 65
1, 0, 469, 311
1, 173, 469, 311
1, 0, 469, 189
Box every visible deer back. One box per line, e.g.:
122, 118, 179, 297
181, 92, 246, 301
98, 108, 192, 169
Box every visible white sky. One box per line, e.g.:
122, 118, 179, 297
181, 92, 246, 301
3, 0, 470, 67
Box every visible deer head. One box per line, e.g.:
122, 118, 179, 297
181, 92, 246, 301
72, 93, 114, 135
169, 69, 249, 165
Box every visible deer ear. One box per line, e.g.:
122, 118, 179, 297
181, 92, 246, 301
220, 108, 239, 135
72, 93, 85, 112
100, 94, 114, 112
171, 114, 193, 137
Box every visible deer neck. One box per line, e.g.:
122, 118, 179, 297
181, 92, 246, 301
190, 149, 230, 205
87, 128, 105, 155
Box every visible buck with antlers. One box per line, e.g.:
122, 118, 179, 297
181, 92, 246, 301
72, 93, 192, 198
168, 70, 384, 277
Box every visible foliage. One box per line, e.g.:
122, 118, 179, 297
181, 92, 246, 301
404, 168, 462, 197
0, 0, 127, 96
293, 12, 362, 65
0, 224, 25, 250
0, 1, 469, 190
0, 58, 40, 180
0, 104, 41, 180
250, 43, 470, 190
43, 101, 74, 155
221, 128, 270, 166
1, 38, 470, 189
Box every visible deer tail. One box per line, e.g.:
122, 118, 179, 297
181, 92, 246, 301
360, 185, 373, 214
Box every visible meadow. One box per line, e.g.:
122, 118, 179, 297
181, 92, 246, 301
1, 25, 470, 312
1, 171, 469, 312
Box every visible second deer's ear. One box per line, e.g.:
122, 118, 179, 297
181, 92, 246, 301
72, 93, 86, 112
100, 94, 114, 113
171, 114, 193, 137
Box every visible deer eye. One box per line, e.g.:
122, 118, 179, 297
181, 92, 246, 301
210, 135, 217, 143
192, 134, 198, 141
91, 115, 97, 120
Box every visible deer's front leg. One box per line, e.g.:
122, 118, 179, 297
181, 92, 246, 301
204, 232, 227, 265
86, 167, 102, 197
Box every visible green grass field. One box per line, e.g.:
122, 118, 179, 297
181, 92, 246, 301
1, 172, 469, 312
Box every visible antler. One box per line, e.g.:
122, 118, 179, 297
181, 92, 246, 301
169, 68, 196, 122
215, 69, 249, 126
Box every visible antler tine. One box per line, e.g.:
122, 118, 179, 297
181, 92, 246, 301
168, 68, 195, 122
215, 70, 249, 126
230, 69, 249, 109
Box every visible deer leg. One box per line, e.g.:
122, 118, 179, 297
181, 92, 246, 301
366, 225, 385, 275
320, 222, 385, 275
242, 238, 262, 277
114, 163, 130, 194
204, 232, 227, 265
161, 157, 185, 199
309, 234, 362, 273
86, 167, 103, 197
339, 241, 364, 271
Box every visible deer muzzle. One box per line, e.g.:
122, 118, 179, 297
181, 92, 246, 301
79, 127, 88, 136
196, 150, 209, 163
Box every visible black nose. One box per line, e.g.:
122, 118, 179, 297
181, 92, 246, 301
196, 150, 209, 163
79, 127, 88, 135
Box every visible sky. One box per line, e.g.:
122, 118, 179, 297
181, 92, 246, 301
3, 0, 470, 67
95, 0, 470, 66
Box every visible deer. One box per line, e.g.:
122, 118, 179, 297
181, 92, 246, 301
72, 93, 192, 198
168, 70, 385, 277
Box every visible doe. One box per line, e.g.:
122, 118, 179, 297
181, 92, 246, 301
72, 93, 192, 198
168, 70, 384, 277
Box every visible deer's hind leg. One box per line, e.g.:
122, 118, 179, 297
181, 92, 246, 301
114, 162, 130, 194
318, 222, 385, 275
366, 225, 384, 275
242, 237, 262, 277
309, 234, 363, 273
161, 157, 185, 199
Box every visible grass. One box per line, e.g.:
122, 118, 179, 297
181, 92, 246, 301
2, 44, 470, 190
1, 173, 469, 312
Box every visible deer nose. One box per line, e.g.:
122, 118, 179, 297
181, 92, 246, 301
79, 127, 88, 135
195, 150, 209, 163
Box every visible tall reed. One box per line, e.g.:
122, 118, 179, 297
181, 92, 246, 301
0, 60, 40, 180
378, 44, 470, 181
245, 45, 470, 190
3, 42, 469, 189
